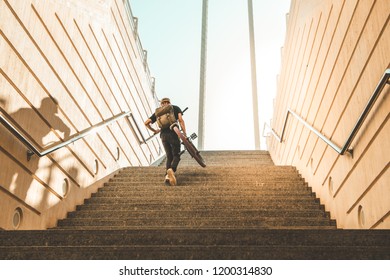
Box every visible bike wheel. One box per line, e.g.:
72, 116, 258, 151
173, 126, 206, 167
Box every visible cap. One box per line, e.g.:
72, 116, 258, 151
160, 97, 171, 104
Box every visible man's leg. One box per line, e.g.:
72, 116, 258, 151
161, 134, 174, 185
165, 132, 180, 186
170, 135, 181, 172
161, 134, 173, 170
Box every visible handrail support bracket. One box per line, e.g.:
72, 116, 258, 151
27, 150, 35, 161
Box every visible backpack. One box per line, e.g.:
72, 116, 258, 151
155, 105, 177, 129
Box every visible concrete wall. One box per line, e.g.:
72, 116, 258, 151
0, 0, 162, 229
268, 0, 389, 229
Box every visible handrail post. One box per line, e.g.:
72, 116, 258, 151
340, 69, 390, 155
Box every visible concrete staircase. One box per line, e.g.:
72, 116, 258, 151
0, 151, 389, 259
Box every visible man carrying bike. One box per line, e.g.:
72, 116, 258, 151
144, 97, 187, 186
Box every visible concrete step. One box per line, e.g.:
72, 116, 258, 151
104, 181, 307, 188
110, 174, 305, 182
57, 216, 335, 228
58, 217, 336, 230
1, 228, 388, 260
66, 209, 330, 219
100, 184, 312, 193
92, 189, 314, 197
76, 202, 326, 211
116, 167, 300, 177
2, 244, 388, 259
179, 151, 275, 167
82, 196, 321, 205
3, 229, 388, 247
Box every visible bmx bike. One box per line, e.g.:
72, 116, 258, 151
170, 123, 206, 168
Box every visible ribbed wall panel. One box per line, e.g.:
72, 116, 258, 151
0, 0, 162, 229
268, 0, 389, 229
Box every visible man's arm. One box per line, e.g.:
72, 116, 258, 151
144, 118, 160, 134
177, 113, 186, 136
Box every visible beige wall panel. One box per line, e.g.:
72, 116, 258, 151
112, 0, 139, 60
332, 120, 389, 227
70, 17, 124, 116
375, 217, 390, 230
0, 119, 99, 197
316, 0, 385, 142
316, 57, 389, 193
35, 7, 115, 122
272, 22, 299, 131
0, 84, 99, 186
95, 27, 135, 113
305, 0, 358, 126
0, 123, 83, 195
344, 166, 389, 229
289, 0, 359, 167
107, 125, 134, 165
40, 168, 119, 229
285, 2, 348, 164
308, 15, 389, 218
87, 25, 131, 112
107, 120, 141, 166
292, 9, 326, 114
51, 0, 158, 166
290, 17, 319, 109
35, 1, 149, 168
274, 27, 303, 132
148, 137, 163, 162
273, 0, 302, 111
109, 7, 152, 119
272, 0, 345, 160
280, 18, 317, 163
298, 1, 345, 120
117, 121, 149, 165
6, 1, 104, 127
0, 191, 42, 230
284, 23, 310, 106
324, 19, 389, 145
1, 0, 160, 229
269, 0, 389, 228
0, 7, 92, 132
0, 148, 61, 213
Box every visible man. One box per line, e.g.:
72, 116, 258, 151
144, 97, 186, 186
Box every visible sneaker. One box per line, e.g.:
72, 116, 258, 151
167, 168, 177, 186
164, 174, 170, 185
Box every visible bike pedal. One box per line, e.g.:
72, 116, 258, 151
190, 133, 197, 140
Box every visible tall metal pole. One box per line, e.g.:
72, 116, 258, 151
197, 0, 208, 150
247, 0, 260, 150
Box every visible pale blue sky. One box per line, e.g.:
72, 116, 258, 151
130, 0, 291, 150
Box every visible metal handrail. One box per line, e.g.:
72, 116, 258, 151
0, 110, 156, 160
265, 68, 390, 156
126, 112, 158, 144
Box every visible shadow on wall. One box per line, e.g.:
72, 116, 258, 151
0, 97, 71, 214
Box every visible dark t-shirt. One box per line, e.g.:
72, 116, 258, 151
149, 105, 183, 134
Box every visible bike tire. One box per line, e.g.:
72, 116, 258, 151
173, 126, 206, 167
